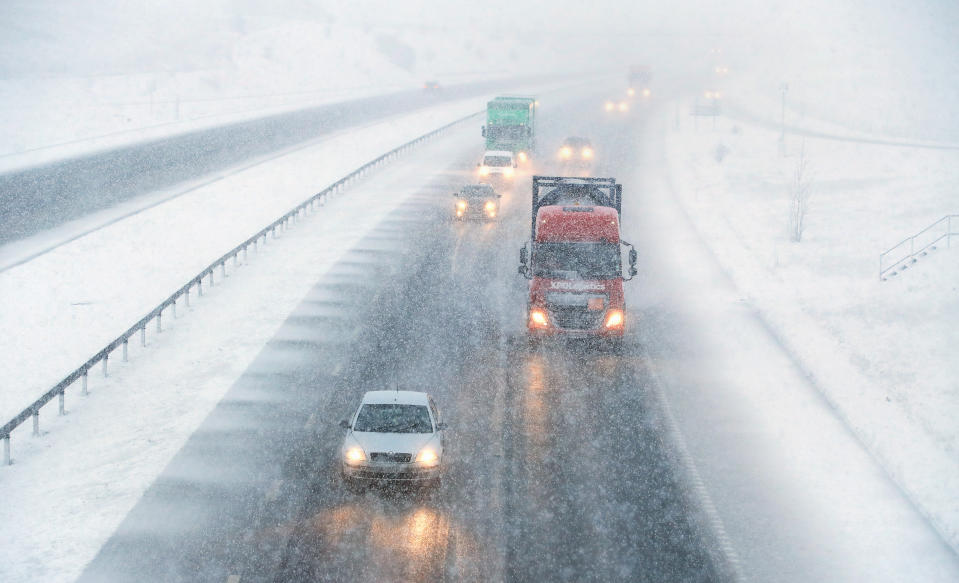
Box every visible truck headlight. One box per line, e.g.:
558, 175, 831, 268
627, 88, 636, 97
479, 166, 490, 176
582, 148, 593, 159
344, 447, 366, 465
504, 167, 514, 178
416, 448, 439, 466
560, 146, 572, 159
484, 201, 496, 212
604, 310, 624, 329
457, 200, 468, 210
518, 151, 528, 163
530, 308, 549, 328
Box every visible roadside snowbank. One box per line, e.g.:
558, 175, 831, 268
664, 103, 959, 550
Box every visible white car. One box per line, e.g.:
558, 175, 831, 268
477, 150, 517, 181
340, 390, 446, 488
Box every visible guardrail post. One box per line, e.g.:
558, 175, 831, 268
32, 411, 39, 436
123, 339, 129, 362
156, 312, 162, 333
102, 355, 109, 377
58, 392, 65, 416
3, 436, 9, 465
272, 226, 277, 239
172, 299, 177, 319
233, 253, 239, 267
198, 278, 203, 296
82, 370, 89, 396
243, 247, 248, 262
221, 262, 227, 278
141, 326, 146, 347
209, 269, 214, 287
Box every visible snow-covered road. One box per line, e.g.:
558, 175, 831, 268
0, 83, 956, 582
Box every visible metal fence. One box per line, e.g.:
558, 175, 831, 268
879, 214, 957, 280
1, 111, 480, 465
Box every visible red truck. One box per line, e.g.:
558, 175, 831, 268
517, 176, 637, 340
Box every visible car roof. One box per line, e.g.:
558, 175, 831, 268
361, 390, 431, 406
562, 136, 591, 146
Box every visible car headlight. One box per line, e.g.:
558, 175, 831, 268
344, 446, 366, 465
618, 101, 628, 112
627, 88, 635, 97
605, 101, 614, 112
484, 201, 496, 211
518, 151, 528, 162
642, 88, 651, 97
457, 200, 468, 210
416, 448, 440, 466
479, 166, 490, 176
604, 309, 624, 329
504, 167, 514, 178
529, 308, 549, 328
560, 146, 572, 158
582, 147, 593, 159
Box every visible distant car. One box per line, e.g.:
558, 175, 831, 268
558, 136, 594, 166
423, 80, 441, 92
453, 183, 502, 220
340, 390, 446, 489
604, 99, 630, 113
477, 150, 517, 182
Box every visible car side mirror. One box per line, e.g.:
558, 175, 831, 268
436, 422, 448, 431
339, 419, 350, 429
497, 194, 502, 198
629, 266, 638, 277
629, 248, 638, 267
518, 265, 527, 276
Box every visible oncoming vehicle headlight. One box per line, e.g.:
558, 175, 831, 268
560, 146, 572, 159
484, 200, 496, 212
344, 446, 366, 465
518, 151, 528, 163
605, 101, 614, 112
627, 88, 636, 97
457, 200, 468, 211
529, 308, 549, 328
642, 88, 651, 97
479, 165, 491, 176
582, 147, 593, 159
504, 166, 515, 178
604, 310, 624, 329
618, 101, 628, 112
416, 448, 439, 466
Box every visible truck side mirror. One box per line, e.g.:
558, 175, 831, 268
519, 246, 528, 265
518, 265, 527, 276
629, 249, 637, 267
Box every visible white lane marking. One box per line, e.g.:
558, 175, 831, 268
641, 343, 747, 583
226, 575, 240, 583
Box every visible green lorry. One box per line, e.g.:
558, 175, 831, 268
481, 96, 537, 162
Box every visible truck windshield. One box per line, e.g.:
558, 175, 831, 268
487, 126, 527, 140
484, 156, 512, 167
533, 242, 621, 279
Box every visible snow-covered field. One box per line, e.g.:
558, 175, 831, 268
663, 100, 959, 550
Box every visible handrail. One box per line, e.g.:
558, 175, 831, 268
879, 214, 957, 280
1, 111, 480, 464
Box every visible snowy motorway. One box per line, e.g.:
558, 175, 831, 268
4, 84, 959, 582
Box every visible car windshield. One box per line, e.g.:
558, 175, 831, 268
353, 404, 433, 433
533, 242, 621, 279
484, 156, 512, 167
463, 186, 495, 198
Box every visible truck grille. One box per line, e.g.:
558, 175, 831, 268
549, 306, 604, 330
370, 452, 412, 463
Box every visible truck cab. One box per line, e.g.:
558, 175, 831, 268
518, 176, 637, 338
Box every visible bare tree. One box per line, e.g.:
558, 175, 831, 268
789, 141, 813, 242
